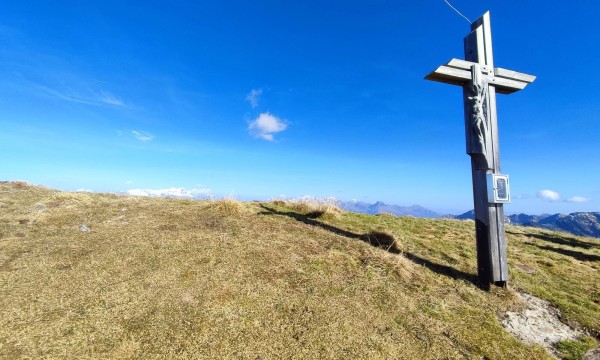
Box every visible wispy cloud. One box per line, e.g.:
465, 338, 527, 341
248, 112, 288, 141
246, 88, 263, 108
131, 130, 154, 142
37, 85, 97, 105
126, 187, 213, 199
565, 196, 590, 203
537, 189, 560, 201
513, 193, 533, 200
36, 84, 127, 108
98, 91, 125, 106
1, 27, 130, 110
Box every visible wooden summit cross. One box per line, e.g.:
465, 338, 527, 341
425, 12, 535, 289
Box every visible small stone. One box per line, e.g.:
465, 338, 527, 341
584, 348, 600, 360
34, 203, 48, 213
80, 225, 90, 232
515, 263, 536, 274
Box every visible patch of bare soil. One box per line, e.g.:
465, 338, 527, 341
502, 291, 580, 356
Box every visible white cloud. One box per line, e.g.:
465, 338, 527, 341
131, 130, 154, 142
246, 88, 263, 108
126, 187, 213, 199
248, 112, 288, 141
537, 189, 560, 201
75, 188, 94, 193
565, 196, 590, 203
125, 180, 133, 185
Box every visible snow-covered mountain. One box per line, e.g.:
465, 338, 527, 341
341, 201, 441, 218
126, 187, 212, 199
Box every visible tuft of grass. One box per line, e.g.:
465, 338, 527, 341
47, 191, 96, 207
12, 181, 30, 188
208, 197, 245, 215
376, 212, 398, 218
361, 230, 401, 253
277, 196, 342, 219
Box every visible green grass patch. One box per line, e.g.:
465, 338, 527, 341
556, 336, 598, 360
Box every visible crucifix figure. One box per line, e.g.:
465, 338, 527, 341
425, 12, 535, 289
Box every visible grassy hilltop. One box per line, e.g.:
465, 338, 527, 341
1, 182, 598, 359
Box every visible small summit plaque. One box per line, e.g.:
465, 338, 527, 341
487, 173, 510, 204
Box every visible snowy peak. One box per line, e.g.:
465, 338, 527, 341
126, 187, 212, 199
340, 201, 441, 218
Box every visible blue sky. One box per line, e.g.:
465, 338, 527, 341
1, 1, 598, 215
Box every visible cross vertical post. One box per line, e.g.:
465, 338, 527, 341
425, 11, 535, 289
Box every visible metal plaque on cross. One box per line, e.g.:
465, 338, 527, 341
425, 11, 535, 289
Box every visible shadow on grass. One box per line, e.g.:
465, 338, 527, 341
259, 204, 362, 239
259, 205, 399, 253
403, 252, 479, 285
535, 245, 600, 262
259, 205, 479, 286
507, 230, 597, 250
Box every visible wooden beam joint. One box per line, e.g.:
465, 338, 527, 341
425, 59, 535, 94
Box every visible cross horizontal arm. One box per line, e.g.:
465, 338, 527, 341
425, 58, 535, 94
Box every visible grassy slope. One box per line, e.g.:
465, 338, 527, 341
0, 182, 598, 359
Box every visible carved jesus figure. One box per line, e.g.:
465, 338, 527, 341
469, 79, 488, 154
467, 66, 492, 169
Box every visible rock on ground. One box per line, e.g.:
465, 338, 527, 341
584, 348, 600, 360
502, 291, 580, 355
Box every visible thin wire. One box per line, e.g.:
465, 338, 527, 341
443, 0, 471, 24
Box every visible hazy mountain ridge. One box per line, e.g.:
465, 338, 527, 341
340, 201, 441, 218
453, 210, 600, 238
123, 190, 600, 238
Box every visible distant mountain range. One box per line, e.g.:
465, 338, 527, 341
340, 201, 600, 238
340, 201, 441, 218
452, 210, 600, 238
122, 190, 600, 239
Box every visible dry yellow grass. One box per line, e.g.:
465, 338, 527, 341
273, 197, 343, 220
0, 182, 598, 359
208, 197, 246, 216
